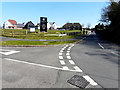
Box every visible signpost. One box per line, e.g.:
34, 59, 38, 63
40, 17, 47, 32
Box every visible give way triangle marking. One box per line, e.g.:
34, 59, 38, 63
0, 49, 20, 55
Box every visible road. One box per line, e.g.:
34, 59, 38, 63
1, 32, 119, 89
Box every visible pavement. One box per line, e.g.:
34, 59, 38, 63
1, 32, 119, 89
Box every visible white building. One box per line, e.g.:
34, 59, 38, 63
3, 19, 17, 29
47, 22, 57, 30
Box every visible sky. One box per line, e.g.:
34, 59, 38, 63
1, 2, 108, 28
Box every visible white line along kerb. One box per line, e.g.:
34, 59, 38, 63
83, 75, 98, 86
59, 56, 63, 59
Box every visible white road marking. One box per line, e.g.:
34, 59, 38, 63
59, 53, 62, 56
69, 60, 75, 65
0, 49, 20, 55
71, 44, 74, 47
67, 51, 70, 53
4, 58, 82, 72
60, 60, 65, 65
111, 51, 119, 56
67, 48, 71, 51
60, 50, 63, 53
66, 53, 70, 56
61, 48, 65, 51
59, 56, 63, 59
73, 66, 83, 72
62, 66, 69, 70
67, 56, 71, 59
83, 75, 98, 86
98, 43, 104, 49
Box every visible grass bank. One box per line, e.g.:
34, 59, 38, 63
1, 29, 83, 40
1, 40, 77, 46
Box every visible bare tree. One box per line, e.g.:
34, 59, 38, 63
82, 23, 84, 28
87, 23, 91, 29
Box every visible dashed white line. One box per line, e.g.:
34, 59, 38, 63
66, 53, 70, 56
62, 66, 69, 70
60, 50, 63, 53
67, 56, 71, 59
67, 48, 71, 51
60, 60, 65, 65
59, 56, 63, 59
73, 66, 83, 72
83, 75, 98, 86
69, 60, 75, 65
98, 43, 104, 49
67, 51, 70, 53
61, 48, 65, 51
59, 53, 62, 56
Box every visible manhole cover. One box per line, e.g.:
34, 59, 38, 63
67, 75, 89, 89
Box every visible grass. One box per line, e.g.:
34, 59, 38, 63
1, 40, 77, 46
1, 29, 83, 40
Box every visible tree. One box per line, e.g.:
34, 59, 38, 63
100, 0, 120, 43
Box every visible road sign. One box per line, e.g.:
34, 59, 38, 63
40, 17, 47, 32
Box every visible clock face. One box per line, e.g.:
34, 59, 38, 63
42, 24, 46, 29
42, 18, 45, 21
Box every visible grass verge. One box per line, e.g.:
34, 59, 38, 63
0, 40, 77, 46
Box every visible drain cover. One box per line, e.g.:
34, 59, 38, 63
67, 75, 89, 89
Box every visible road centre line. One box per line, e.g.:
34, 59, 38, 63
73, 66, 83, 72
98, 43, 104, 49
59, 56, 63, 59
69, 60, 75, 65
4, 58, 82, 72
60, 60, 65, 65
83, 75, 98, 86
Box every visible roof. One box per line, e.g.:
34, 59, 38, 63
8, 19, 17, 25
48, 22, 55, 25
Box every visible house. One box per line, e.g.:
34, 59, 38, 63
62, 23, 82, 30
3, 19, 17, 29
23, 21, 34, 29
17, 23, 24, 29
47, 22, 57, 30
